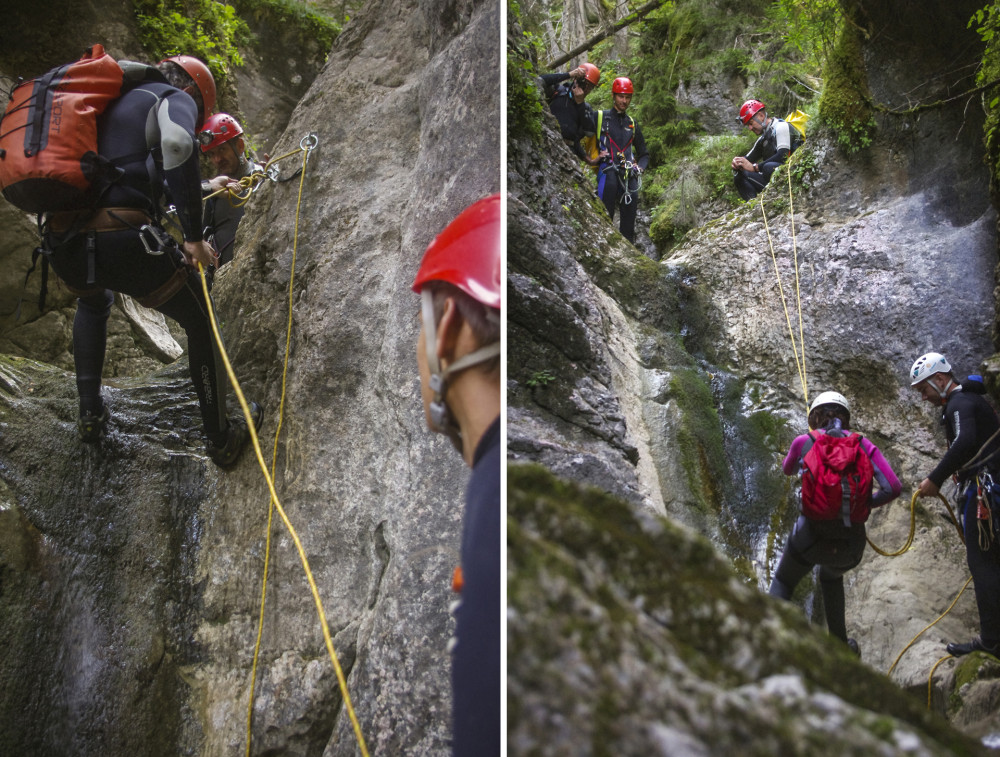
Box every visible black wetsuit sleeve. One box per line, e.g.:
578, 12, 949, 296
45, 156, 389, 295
539, 72, 571, 87
929, 393, 982, 487
759, 120, 792, 165
745, 134, 766, 164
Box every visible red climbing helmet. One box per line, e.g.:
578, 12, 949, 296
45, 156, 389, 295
612, 77, 633, 94
162, 55, 217, 122
412, 194, 501, 309
199, 113, 244, 153
739, 99, 765, 125
579, 62, 600, 86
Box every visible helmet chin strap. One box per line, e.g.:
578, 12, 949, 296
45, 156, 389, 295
935, 376, 955, 401
421, 290, 501, 453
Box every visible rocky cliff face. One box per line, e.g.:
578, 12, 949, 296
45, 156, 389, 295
509, 0, 1000, 750
0, 0, 499, 754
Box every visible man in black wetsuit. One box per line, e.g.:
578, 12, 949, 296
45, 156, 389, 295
594, 76, 649, 244
911, 351, 1000, 657
43, 55, 260, 467
412, 194, 500, 756
200, 112, 263, 266
539, 63, 601, 166
731, 99, 802, 201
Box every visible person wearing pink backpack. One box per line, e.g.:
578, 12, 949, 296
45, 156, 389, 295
769, 391, 902, 655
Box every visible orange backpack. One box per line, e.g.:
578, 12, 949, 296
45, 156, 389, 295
0, 45, 126, 213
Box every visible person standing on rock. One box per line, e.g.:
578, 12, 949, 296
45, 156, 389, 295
911, 352, 1000, 657
199, 112, 263, 266
593, 76, 649, 244
539, 63, 602, 166
43, 55, 261, 467
412, 194, 501, 756
769, 391, 902, 654
731, 99, 802, 201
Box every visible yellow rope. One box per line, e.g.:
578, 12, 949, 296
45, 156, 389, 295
927, 655, 954, 710
867, 491, 962, 556
785, 155, 808, 410
886, 576, 973, 678
759, 192, 809, 411
192, 135, 368, 756
245, 144, 311, 756
202, 146, 308, 205
198, 263, 369, 757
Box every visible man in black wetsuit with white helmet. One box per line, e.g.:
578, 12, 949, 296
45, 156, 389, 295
911, 351, 1000, 658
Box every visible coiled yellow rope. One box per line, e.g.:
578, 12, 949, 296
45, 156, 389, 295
866, 491, 962, 556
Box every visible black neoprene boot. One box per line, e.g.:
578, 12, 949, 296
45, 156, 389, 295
206, 402, 263, 469
946, 636, 1000, 657
78, 404, 110, 443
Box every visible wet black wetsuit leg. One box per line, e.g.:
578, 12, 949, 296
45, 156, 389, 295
155, 278, 228, 439
74, 289, 114, 415
963, 489, 1000, 647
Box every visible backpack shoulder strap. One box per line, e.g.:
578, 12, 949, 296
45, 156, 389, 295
801, 431, 818, 463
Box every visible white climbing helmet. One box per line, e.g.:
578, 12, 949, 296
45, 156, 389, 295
910, 352, 952, 386
809, 391, 849, 415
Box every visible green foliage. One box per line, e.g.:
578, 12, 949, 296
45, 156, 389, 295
507, 3, 545, 144
526, 369, 557, 388
648, 134, 746, 249
970, 2, 1000, 186
233, 0, 341, 49
133, 0, 251, 83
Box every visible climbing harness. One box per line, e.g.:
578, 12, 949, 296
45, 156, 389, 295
618, 159, 642, 205
975, 472, 996, 550
196, 134, 368, 756
597, 109, 641, 206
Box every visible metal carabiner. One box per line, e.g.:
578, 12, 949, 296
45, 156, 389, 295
138, 224, 169, 256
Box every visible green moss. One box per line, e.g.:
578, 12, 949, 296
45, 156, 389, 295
574, 243, 680, 332
132, 0, 339, 96
669, 368, 727, 514
818, 8, 876, 154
